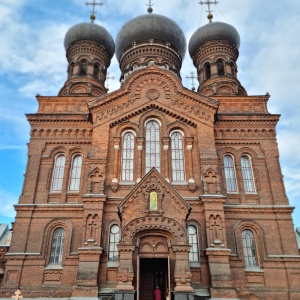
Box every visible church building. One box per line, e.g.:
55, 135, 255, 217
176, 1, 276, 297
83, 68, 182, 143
1, 2, 300, 300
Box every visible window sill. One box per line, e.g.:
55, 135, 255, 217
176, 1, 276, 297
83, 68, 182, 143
189, 262, 200, 268
171, 182, 188, 185
245, 266, 263, 273
107, 261, 118, 268
45, 264, 63, 270
119, 181, 136, 186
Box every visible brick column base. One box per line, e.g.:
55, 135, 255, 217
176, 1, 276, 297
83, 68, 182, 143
206, 248, 237, 299
72, 247, 102, 297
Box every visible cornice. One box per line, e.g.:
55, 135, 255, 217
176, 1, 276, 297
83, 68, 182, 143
224, 204, 294, 214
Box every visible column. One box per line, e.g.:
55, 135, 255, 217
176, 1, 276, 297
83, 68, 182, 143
162, 137, 170, 182
112, 137, 120, 192
185, 137, 196, 192
136, 137, 144, 182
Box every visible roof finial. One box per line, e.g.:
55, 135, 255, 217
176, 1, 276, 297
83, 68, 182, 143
199, 0, 218, 22
186, 72, 197, 92
85, 0, 103, 23
146, 0, 155, 14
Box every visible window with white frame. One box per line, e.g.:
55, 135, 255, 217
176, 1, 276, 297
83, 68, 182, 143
109, 224, 120, 261
223, 155, 238, 192
145, 120, 160, 173
69, 155, 82, 191
188, 225, 199, 262
171, 131, 185, 182
240, 155, 256, 193
49, 228, 65, 265
121, 132, 135, 181
242, 229, 258, 268
51, 154, 66, 191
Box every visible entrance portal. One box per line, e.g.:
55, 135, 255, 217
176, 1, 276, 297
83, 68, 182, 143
139, 258, 169, 300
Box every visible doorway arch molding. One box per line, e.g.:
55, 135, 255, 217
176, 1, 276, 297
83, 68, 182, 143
121, 216, 187, 244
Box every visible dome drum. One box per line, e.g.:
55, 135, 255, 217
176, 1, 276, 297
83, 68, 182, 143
119, 40, 183, 80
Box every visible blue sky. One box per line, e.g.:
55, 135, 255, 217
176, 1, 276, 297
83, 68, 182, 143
0, 0, 299, 229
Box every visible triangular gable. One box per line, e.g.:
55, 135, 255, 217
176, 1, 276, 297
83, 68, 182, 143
87, 66, 219, 127
118, 168, 191, 225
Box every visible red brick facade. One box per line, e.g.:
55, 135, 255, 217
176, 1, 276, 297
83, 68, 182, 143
1, 13, 300, 300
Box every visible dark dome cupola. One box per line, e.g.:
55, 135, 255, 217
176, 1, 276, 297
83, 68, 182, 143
188, 14, 247, 96
59, 18, 115, 97
115, 8, 186, 81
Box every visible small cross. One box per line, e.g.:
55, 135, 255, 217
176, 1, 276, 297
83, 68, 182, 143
85, 0, 103, 23
199, 0, 218, 22
186, 72, 197, 91
146, 0, 155, 13
105, 72, 115, 91
12, 290, 23, 300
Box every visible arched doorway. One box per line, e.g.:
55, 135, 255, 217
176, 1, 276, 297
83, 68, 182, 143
135, 234, 174, 300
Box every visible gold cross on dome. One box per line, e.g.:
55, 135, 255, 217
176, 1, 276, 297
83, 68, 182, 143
12, 290, 23, 300
199, 0, 218, 22
146, 0, 155, 13
85, 0, 103, 23
186, 72, 197, 91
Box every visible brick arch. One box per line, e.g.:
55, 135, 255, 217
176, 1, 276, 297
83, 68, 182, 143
125, 66, 180, 99
48, 146, 68, 159
41, 218, 74, 262
237, 147, 260, 162
233, 219, 266, 266
167, 121, 192, 137
121, 217, 187, 245
114, 121, 139, 137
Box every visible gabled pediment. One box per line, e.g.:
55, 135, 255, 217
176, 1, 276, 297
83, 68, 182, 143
87, 66, 219, 127
118, 168, 191, 225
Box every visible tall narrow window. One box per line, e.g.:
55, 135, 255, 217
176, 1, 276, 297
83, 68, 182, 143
109, 225, 120, 261
49, 228, 65, 265
121, 132, 135, 181
241, 155, 255, 193
217, 59, 225, 75
69, 155, 82, 191
171, 132, 185, 182
188, 225, 199, 262
79, 60, 87, 76
242, 229, 258, 268
51, 154, 66, 191
145, 120, 160, 173
204, 63, 211, 80
223, 155, 237, 192
93, 64, 100, 79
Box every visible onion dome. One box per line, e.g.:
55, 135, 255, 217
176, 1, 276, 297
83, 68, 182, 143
116, 13, 186, 61
64, 22, 115, 58
189, 21, 240, 58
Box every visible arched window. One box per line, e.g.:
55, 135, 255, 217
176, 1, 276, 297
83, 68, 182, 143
217, 59, 225, 75
93, 64, 100, 79
223, 155, 237, 192
241, 155, 256, 193
204, 63, 211, 80
188, 225, 199, 262
69, 63, 74, 77
79, 60, 88, 76
171, 131, 185, 182
145, 120, 160, 173
51, 154, 66, 191
121, 132, 135, 181
242, 229, 258, 268
109, 224, 120, 261
49, 228, 65, 265
69, 155, 82, 191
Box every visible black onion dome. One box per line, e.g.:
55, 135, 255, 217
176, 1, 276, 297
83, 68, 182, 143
115, 13, 187, 61
64, 22, 115, 58
189, 21, 240, 58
